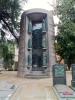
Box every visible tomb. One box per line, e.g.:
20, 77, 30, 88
52, 64, 66, 85
18, 8, 56, 77
53, 84, 75, 100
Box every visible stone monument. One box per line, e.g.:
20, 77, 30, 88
52, 64, 66, 85
18, 8, 56, 77
71, 64, 75, 87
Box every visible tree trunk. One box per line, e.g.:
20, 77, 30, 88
17, 13, 26, 77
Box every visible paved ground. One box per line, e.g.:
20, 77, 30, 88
0, 71, 72, 100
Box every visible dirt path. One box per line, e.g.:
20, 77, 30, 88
0, 71, 71, 100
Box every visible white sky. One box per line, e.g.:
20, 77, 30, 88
22, 0, 56, 11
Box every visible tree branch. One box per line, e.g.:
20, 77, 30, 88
2, 17, 19, 43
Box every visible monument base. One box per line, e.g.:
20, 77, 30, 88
53, 84, 75, 100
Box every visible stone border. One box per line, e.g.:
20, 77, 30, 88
53, 86, 75, 100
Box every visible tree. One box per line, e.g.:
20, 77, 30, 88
0, 0, 28, 71
56, 0, 75, 70
0, 0, 20, 69
0, 0, 22, 43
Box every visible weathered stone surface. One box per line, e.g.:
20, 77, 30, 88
52, 64, 66, 85
71, 64, 75, 87
0, 81, 17, 99
18, 8, 56, 77
53, 84, 75, 100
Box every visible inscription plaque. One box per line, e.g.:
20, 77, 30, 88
55, 65, 65, 77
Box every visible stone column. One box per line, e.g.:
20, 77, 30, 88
47, 12, 56, 76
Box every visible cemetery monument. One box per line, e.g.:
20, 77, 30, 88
18, 8, 56, 77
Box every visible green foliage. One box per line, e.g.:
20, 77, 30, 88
0, 41, 15, 70
0, 0, 21, 29
0, 0, 22, 43
56, 0, 75, 70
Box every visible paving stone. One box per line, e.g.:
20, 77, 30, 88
0, 81, 17, 100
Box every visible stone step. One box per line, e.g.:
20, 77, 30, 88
25, 71, 49, 78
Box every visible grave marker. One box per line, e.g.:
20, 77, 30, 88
52, 64, 66, 85
71, 64, 75, 87
53, 84, 75, 100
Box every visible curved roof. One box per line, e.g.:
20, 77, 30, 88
21, 8, 53, 22
23, 8, 51, 15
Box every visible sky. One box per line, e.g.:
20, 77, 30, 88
22, 0, 56, 11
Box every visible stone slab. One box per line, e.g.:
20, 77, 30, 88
71, 80, 75, 87
52, 64, 66, 85
0, 81, 15, 90
71, 64, 75, 87
0, 81, 17, 100
53, 84, 75, 100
